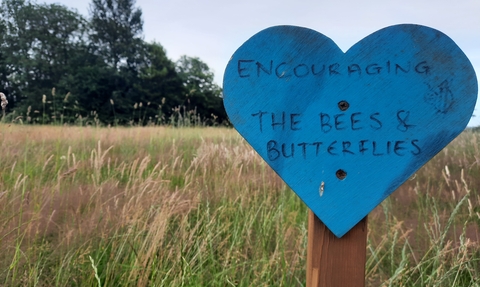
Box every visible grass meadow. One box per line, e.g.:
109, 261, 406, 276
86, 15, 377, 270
0, 124, 479, 286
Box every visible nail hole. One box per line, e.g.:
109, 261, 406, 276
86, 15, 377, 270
336, 169, 347, 180
338, 100, 349, 111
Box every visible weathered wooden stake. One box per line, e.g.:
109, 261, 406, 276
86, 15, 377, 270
306, 210, 368, 287
223, 24, 476, 286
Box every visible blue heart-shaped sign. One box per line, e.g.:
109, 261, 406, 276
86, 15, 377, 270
223, 24, 477, 237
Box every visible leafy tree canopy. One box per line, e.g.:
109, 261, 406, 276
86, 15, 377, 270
176, 56, 227, 124
0, 0, 226, 125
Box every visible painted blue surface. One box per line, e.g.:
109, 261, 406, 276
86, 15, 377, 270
222, 25, 478, 238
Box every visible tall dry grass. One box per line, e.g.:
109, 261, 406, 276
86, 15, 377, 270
0, 124, 478, 286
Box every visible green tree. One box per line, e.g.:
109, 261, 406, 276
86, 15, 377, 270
89, 0, 144, 70
0, 0, 225, 126
133, 42, 184, 125
0, 0, 88, 118
175, 56, 227, 124
58, 45, 118, 124
88, 0, 145, 124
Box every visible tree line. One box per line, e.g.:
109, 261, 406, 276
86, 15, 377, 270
0, 0, 227, 125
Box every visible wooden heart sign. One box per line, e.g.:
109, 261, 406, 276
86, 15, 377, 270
222, 24, 477, 237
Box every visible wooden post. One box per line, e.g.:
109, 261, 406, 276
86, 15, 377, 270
223, 24, 477, 287
306, 210, 368, 287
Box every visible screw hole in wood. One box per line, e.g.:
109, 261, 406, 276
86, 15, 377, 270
338, 100, 349, 111
336, 169, 347, 180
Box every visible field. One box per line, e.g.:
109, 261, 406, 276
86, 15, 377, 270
0, 124, 479, 286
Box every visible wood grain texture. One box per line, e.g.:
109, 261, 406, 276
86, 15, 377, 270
306, 210, 367, 287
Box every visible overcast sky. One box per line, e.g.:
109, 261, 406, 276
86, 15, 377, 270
42, 0, 480, 126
